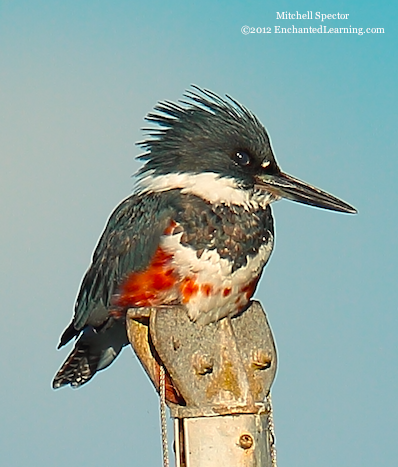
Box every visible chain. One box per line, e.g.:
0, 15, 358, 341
159, 364, 170, 467
267, 392, 278, 467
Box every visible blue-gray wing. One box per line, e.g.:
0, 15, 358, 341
53, 191, 179, 388
60, 191, 178, 344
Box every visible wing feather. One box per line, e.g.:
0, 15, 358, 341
60, 191, 178, 343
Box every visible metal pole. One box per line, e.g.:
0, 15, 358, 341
126, 301, 277, 467
175, 411, 272, 467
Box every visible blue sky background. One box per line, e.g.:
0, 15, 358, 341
1, 1, 397, 466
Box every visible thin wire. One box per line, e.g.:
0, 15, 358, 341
159, 364, 170, 467
266, 392, 278, 467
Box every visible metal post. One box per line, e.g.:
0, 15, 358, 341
126, 301, 277, 467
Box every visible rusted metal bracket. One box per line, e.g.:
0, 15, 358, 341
126, 301, 278, 467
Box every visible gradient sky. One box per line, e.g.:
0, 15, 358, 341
1, 1, 397, 466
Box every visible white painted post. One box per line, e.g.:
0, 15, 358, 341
174, 411, 274, 467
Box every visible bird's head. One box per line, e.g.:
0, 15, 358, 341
137, 86, 356, 214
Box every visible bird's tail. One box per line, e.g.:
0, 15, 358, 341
52, 319, 128, 389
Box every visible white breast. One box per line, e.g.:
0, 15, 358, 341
160, 230, 274, 325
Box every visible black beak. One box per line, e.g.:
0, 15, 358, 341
255, 172, 357, 214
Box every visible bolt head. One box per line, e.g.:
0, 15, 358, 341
192, 353, 214, 375
251, 349, 272, 370
239, 433, 254, 449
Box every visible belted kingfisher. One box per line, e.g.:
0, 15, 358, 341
53, 86, 356, 390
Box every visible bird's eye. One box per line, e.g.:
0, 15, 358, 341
232, 151, 251, 167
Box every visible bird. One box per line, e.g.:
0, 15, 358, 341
52, 86, 356, 391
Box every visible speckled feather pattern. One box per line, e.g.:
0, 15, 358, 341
175, 192, 274, 272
